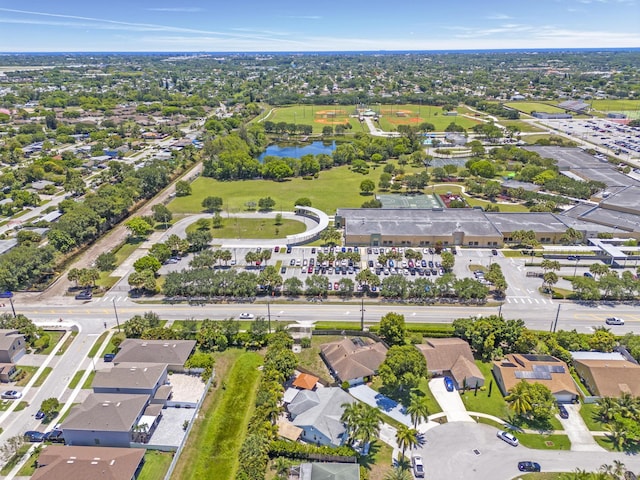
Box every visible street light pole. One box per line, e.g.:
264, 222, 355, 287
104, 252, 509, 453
8, 297, 16, 318
112, 298, 121, 333
360, 296, 365, 331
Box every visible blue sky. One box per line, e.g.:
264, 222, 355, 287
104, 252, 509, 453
0, 0, 638, 52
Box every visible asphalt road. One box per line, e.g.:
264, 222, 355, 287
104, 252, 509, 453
418, 422, 640, 480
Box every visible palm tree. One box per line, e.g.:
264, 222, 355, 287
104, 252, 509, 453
612, 459, 626, 478
355, 404, 381, 446
406, 392, 430, 429
604, 420, 627, 451
340, 402, 361, 445
596, 397, 618, 423
395, 425, 419, 459
384, 467, 413, 480
505, 381, 532, 417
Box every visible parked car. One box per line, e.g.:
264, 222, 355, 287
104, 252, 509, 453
103, 353, 116, 362
35, 410, 45, 420
518, 461, 541, 472
496, 430, 519, 446
491, 249, 498, 256
24, 431, 45, 442
558, 404, 569, 419
606, 317, 624, 325
44, 429, 65, 443
443, 376, 455, 392
1, 390, 22, 399
239, 313, 255, 319
74, 290, 92, 300
280, 266, 287, 274
412, 455, 425, 478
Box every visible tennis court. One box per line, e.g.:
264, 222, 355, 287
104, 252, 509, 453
378, 194, 444, 209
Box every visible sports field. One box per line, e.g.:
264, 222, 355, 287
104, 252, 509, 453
378, 194, 444, 208
259, 104, 480, 133
590, 99, 640, 112
505, 102, 566, 114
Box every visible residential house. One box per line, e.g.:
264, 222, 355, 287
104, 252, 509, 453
415, 338, 484, 389
0, 363, 17, 383
320, 338, 387, 386
492, 354, 579, 403
32, 445, 145, 480
288, 387, 355, 447
0, 329, 26, 363
113, 339, 196, 372
572, 351, 640, 398
292, 373, 319, 391
92, 363, 172, 405
62, 393, 160, 447
294, 462, 360, 480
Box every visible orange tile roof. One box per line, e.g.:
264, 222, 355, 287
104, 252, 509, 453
292, 373, 319, 390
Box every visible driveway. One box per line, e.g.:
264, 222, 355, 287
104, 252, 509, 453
558, 403, 605, 452
429, 378, 474, 423
416, 422, 640, 480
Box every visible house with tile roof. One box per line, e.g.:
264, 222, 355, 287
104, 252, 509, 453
415, 338, 484, 389
287, 387, 355, 447
572, 352, 640, 398
320, 338, 387, 386
492, 353, 578, 403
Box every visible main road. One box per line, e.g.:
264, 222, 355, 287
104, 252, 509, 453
11, 297, 640, 336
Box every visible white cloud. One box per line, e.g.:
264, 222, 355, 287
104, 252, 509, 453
485, 14, 513, 20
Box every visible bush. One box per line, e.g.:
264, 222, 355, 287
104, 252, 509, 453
268, 440, 356, 460
300, 337, 311, 348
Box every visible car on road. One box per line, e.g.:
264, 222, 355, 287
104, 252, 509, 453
606, 317, 624, 325
1, 390, 22, 399
239, 313, 255, 319
497, 430, 519, 446
412, 455, 425, 478
558, 404, 569, 419
443, 376, 455, 392
35, 410, 45, 420
24, 431, 45, 442
518, 461, 541, 472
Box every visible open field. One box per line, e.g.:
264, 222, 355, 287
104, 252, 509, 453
590, 99, 640, 112
259, 104, 481, 133
169, 165, 382, 215
185, 217, 307, 239
500, 120, 547, 133
169, 165, 528, 217
505, 102, 566, 114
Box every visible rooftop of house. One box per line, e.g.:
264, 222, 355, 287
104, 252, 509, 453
113, 339, 196, 367
493, 353, 578, 397
92, 362, 168, 391
320, 338, 387, 382
32, 445, 145, 480
62, 393, 149, 432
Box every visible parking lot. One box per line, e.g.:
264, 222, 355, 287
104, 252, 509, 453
159, 245, 454, 294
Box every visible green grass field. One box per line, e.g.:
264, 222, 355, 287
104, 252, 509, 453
259, 104, 481, 133
460, 361, 509, 419
172, 350, 262, 480
505, 102, 566, 114
169, 165, 383, 215
138, 451, 174, 480
500, 120, 547, 133
186, 217, 307, 239
590, 99, 640, 112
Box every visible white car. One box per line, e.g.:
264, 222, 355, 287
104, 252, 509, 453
605, 317, 624, 325
238, 313, 255, 320
412, 455, 425, 478
496, 430, 519, 446
1, 390, 22, 400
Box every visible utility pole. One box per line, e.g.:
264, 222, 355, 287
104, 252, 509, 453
267, 300, 271, 334
360, 296, 365, 331
8, 297, 16, 318
112, 298, 121, 332
551, 304, 561, 333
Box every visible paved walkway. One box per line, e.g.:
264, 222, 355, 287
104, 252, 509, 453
349, 384, 412, 426
558, 403, 606, 452
429, 378, 475, 423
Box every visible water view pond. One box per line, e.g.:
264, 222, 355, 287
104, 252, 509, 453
258, 141, 336, 161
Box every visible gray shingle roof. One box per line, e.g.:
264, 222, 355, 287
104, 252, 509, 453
62, 393, 149, 432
